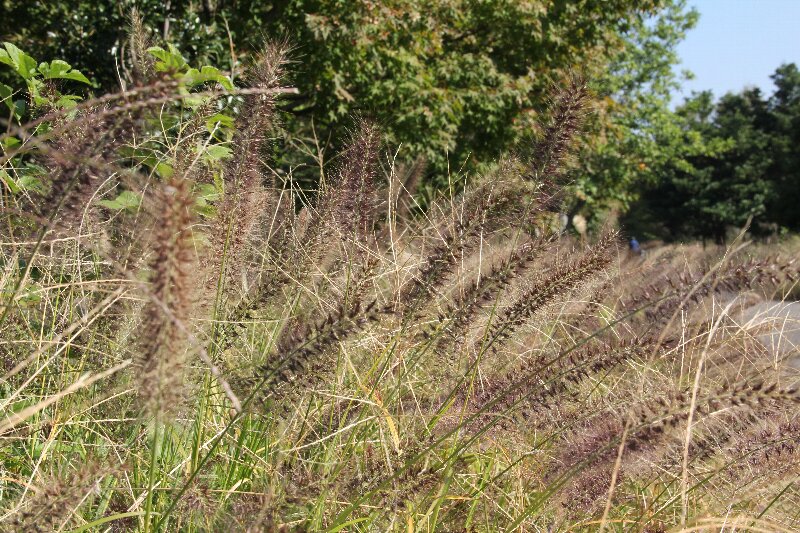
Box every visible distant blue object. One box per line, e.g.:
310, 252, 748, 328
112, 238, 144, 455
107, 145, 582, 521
630, 237, 641, 254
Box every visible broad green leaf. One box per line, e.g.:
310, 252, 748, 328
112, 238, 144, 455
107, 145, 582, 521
0, 168, 43, 194
54, 94, 82, 110
156, 162, 174, 178
38, 59, 91, 84
16, 174, 43, 193
203, 144, 232, 163
12, 99, 25, 119
182, 95, 207, 108
0, 82, 11, 99
183, 66, 234, 91
196, 182, 221, 202
0, 82, 15, 116
1, 135, 21, 150
0, 169, 20, 193
0, 42, 37, 80
205, 113, 235, 135
26, 77, 46, 105
147, 44, 188, 73
194, 182, 221, 217
97, 190, 141, 211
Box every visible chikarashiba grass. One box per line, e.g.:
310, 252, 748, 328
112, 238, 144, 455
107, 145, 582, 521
1, 39, 799, 532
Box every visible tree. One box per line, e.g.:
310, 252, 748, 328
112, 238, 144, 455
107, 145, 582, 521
570, 0, 698, 222
1, 0, 692, 188
768, 63, 800, 230
624, 64, 800, 242
0, 1, 232, 90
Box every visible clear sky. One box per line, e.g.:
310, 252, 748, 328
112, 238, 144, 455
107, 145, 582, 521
673, 0, 800, 102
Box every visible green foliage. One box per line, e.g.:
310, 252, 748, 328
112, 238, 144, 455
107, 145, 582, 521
0, 42, 38, 80
236, 0, 675, 184
0, 41, 91, 118
0, 0, 230, 89
0, 43, 91, 198
96, 190, 142, 211
625, 64, 800, 242
0, 0, 689, 188
768, 63, 800, 230
36, 59, 92, 84
0, 42, 234, 209
572, 0, 698, 219
7, 0, 794, 241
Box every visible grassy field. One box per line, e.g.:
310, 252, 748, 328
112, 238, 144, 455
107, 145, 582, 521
1, 44, 800, 532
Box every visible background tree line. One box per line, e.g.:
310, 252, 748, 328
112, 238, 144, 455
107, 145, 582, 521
1, 0, 797, 240
624, 63, 800, 242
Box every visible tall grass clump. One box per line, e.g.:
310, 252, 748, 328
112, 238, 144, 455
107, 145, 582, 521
1, 33, 800, 532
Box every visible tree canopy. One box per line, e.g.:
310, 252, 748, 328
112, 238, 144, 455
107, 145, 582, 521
3, 0, 797, 241
624, 63, 800, 241
0, 0, 692, 188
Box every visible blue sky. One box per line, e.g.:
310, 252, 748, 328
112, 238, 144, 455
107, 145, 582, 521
672, 0, 800, 102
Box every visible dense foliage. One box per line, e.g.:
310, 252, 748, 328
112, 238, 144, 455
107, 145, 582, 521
2, 1, 798, 241
1, 0, 697, 195
572, 0, 697, 218
625, 63, 800, 242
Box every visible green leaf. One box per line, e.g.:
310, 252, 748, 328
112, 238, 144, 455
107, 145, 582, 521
0, 169, 20, 193
52, 95, 82, 112
12, 99, 25, 120
16, 174, 43, 193
1, 135, 21, 150
194, 182, 221, 217
37, 59, 91, 84
183, 66, 234, 91
155, 162, 174, 178
97, 190, 141, 211
26, 77, 46, 106
182, 95, 207, 108
147, 45, 188, 73
0, 77, 29, 117
205, 113, 235, 135
0, 42, 37, 80
196, 182, 221, 202
0, 168, 43, 194
203, 144, 232, 164
0, 82, 17, 117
